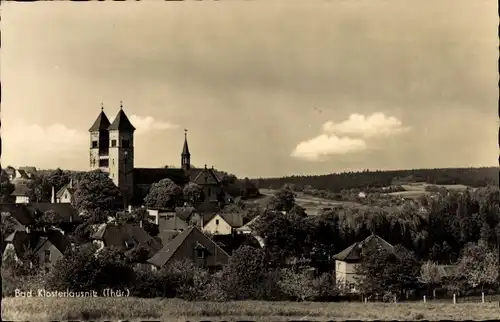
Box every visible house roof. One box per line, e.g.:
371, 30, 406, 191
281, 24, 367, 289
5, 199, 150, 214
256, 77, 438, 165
133, 168, 188, 186
11, 184, 30, 197
333, 234, 394, 262
206, 213, 244, 228
18, 166, 37, 174
1, 204, 36, 226
89, 110, 111, 132
91, 222, 162, 252
108, 109, 136, 132
195, 200, 220, 214
27, 203, 82, 224
147, 225, 230, 268
191, 167, 221, 185
236, 214, 261, 233
175, 206, 196, 221
5, 229, 71, 259
56, 182, 76, 199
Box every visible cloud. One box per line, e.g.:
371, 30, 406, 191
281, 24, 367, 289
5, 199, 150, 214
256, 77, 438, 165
322, 112, 411, 138
291, 134, 366, 162
291, 112, 410, 162
2, 121, 88, 168
128, 115, 178, 134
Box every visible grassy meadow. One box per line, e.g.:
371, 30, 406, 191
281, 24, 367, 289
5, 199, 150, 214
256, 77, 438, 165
2, 297, 500, 321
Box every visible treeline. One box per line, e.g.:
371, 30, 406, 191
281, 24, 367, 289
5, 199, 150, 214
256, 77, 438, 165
255, 167, 499, 192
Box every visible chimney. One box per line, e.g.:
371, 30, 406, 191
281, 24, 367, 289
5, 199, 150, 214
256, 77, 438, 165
69, 178, 73, 189
128, 205, 132, 212
51, 186, 55, 203
139, 220, 143, 228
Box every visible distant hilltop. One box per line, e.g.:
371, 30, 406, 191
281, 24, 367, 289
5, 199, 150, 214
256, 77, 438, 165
254, 167, 498, 192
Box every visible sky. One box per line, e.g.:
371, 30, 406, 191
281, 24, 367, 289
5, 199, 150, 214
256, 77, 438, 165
1, 1, 497, 178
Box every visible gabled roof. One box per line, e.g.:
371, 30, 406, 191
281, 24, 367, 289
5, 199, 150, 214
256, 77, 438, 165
108, 109, 136, 132
236, 214, 261, 233
89, 110, 111, 132
206, 213, 244, 228
1, 204, 35, 226
195, 200, 220, 214
5, 229, 70, 259
91, 222, 162, 252
27, 203, 82, 224
333, 234, 394, 262
147, 225, 230, 268
11, 184, 30, 197
175, 206, 196, 221
18, 166, 37, 174
56, 182, 76, 199
191, 167, 221, 185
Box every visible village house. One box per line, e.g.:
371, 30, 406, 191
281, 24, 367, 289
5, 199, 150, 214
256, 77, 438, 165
202, 213, 244, 236
11, 184, 31, 204
3, 229, 71, 266
90, 222, 163, 254
53, 179, 77, 204
333, 233, 394, 292
147, 225, 230, 271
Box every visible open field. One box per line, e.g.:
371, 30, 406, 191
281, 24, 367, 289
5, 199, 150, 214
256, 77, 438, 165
388, 182, 472, 199
2, 297, 500, 321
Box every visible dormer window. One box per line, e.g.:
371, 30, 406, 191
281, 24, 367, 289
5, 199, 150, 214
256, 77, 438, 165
44, 250, 51, 263
111, 139, 117, 147
91, 141, 98, 148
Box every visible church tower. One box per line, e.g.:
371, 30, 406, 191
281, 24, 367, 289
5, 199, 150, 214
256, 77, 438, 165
108, 102, 135, 205
181, 129, 191, 175
89, 104, 111, 171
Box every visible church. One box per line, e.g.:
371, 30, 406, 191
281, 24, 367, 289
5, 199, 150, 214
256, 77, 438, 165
88, 103, 224, 206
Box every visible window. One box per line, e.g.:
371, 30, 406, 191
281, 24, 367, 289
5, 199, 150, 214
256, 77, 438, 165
91, 141, 98, 148
112, 159, 115, 165
196, 249, 205, 259
111, 139, 117, 147
122, 139, 130, 148
44, 250, 50, 263
98, 159, 109, 167
215, 219, 219, 225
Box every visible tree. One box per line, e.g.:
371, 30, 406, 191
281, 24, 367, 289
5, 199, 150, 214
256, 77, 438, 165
253, 210, 315, 266
216, 246, 275, 300
0, 170, 15, 203
183, 182, 205, 205
456, 242, 499, 292
278, 268, 317, 301
267, 187, 296, 213
240, 177, 260, 199
144, 178, 183, 209
355, 244, 419, 300
71, 170, 124, 215
34, 209, 62, 227
418, 261, 442, 298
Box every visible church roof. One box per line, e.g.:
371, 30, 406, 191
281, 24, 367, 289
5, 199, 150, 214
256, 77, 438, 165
108, 109, 136, 132
89, 110, 111, 132
133, 168, 188, 186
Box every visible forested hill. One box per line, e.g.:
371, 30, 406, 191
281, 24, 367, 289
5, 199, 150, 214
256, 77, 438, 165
254, 167, 498, 192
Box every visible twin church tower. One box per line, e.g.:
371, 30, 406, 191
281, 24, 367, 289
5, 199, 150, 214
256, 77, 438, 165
88, 102, 191, 204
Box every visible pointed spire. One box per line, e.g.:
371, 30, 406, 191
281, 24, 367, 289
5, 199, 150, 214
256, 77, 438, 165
89, 105, 111, 132
101, 102, 104, 112
182, 129, 190, 156
108, 103, 136, 132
